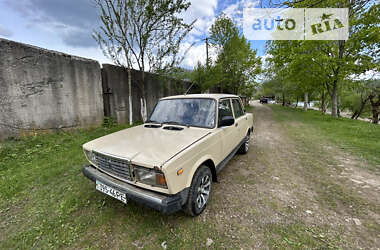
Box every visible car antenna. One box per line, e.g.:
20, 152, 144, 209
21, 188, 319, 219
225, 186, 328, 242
184, 82, 195, 95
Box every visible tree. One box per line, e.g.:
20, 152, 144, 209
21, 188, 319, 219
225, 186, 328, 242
265, 41, 298, 106
261, 79, 285, 104
209, 13, 239, 50
94, 0, 195, 123
265, 0, 379, 117
367, 80, 380, 124
191, 62, 207, 92
343, 79, 370, 119
207, 14, 261, 95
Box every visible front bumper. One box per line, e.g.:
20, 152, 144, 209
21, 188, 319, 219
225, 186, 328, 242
82, 165, 187, 214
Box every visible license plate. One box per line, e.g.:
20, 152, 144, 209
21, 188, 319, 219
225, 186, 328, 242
96, 180, 127, 204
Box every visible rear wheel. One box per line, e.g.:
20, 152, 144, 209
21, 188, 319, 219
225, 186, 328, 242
238, 133, 250, 154
184, 165, 212, 216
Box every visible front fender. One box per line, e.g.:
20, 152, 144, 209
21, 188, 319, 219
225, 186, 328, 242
185, 155, 216, 188
162, 131, 222, 194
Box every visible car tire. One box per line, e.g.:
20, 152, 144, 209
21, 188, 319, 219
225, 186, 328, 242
184, 165, 212, 216
238, 133, 250, 154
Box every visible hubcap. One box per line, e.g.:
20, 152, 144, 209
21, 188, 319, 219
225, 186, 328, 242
196, 174, 211, 209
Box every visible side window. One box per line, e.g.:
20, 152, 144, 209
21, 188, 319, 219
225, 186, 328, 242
232, 99, 244, 118
218, 99, 233, 123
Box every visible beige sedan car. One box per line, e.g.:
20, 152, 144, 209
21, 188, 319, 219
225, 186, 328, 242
82, 94, 253, 216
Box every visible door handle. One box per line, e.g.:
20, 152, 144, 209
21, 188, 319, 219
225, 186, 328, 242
235, 123, 238, 127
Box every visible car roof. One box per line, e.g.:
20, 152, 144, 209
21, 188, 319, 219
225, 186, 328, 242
160, 93, 239, 100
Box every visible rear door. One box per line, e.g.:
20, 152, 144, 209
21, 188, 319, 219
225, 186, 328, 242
231, 98, 247, 144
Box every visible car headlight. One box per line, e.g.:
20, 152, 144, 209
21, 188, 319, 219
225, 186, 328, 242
84, 149, 97, 164
134, 166, 167, 188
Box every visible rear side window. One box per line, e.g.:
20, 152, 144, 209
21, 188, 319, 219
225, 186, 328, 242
232, 99, 244, 118
218, 99, 233, 123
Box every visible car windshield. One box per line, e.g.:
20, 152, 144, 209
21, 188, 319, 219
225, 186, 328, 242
148, 98, 216, 128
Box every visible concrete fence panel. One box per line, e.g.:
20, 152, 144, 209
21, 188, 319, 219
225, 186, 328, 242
101, 64, 196, 124
0, 38, 104, 140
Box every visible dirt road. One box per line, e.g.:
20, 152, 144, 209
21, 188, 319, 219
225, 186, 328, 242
203, 101, 380, 249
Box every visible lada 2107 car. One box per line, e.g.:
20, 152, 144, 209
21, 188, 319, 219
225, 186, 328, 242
82, 94, 253, 216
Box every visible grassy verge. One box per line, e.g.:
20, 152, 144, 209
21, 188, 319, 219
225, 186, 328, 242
266, 104, 380, 248
270, 105, 380, 171
245, 105, 253, 113
0, 123, 224, 249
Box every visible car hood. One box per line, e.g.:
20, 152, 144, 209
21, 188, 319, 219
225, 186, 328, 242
83, 124, 211, 168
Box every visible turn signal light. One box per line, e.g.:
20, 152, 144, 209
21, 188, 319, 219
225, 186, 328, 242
177, 168, 184, 176
156, 173, 167, 186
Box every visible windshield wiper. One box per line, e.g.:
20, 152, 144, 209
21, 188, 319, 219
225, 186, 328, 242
163, 121, 190, 127
163, 121, 182, 125
145, 119, 161, 124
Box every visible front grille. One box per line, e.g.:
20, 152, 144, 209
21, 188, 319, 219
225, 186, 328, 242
94, 151, 133, 181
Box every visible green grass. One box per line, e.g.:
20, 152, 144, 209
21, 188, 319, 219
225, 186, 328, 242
270, 105, 380, 171
245, 105, 253, 113
265, 223, 344, 249
0, 123, 224, 249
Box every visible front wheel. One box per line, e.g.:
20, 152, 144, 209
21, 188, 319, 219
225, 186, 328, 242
184, 165, 212, 216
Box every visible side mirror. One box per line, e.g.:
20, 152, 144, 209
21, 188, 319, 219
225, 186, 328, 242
218, 116, 235, 127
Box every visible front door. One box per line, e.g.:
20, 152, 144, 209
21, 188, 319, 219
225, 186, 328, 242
217, 98, 238, 158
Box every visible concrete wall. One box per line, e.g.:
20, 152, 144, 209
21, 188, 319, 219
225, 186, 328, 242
0, 38, 104, 140
101, 64, 196, 124
0, 38, 197, 140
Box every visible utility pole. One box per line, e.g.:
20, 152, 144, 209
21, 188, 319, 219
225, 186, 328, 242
205, 37, 209, 68
205, 37, 209, 93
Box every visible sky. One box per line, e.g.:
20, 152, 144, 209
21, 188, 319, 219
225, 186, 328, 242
0, 0, 267, 69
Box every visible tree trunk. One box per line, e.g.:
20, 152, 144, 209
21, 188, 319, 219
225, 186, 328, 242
295, 97, 298, 108
371, 106, 379, 124
331, 80, 338, 117
140, 71, 148, 122
373, 110, 379, 124
140, 98, 147, 121
303, 92, 308, 111
320, 92, 323, 111
369, 95, 380, 124
128, 68, 133, 125
330, 40, 344, 118
351, 97, 368, 119
337, 95, 341, 117
351, 111, 358, 119
321, 90, 327, 114
282, 92, 285, 106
